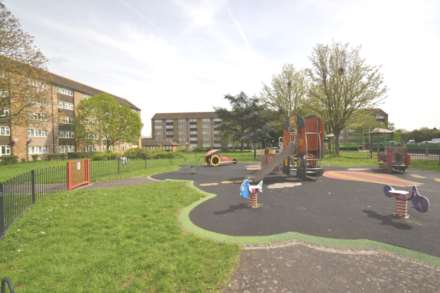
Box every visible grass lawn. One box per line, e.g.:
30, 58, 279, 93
410, 160, 440, 172
321, 151, 377, 168
0, 151, 257, 183
0, 181, 239, 292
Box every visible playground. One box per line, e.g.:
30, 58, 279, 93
155, 163, 440, 257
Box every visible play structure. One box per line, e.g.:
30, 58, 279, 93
204, 149, 237, 167
384, 185, 430, 218
254, 113, 324, 182
378, 144, 411, 173
240, 113, 324, 208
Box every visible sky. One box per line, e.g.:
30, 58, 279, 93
5, 0, 440, 136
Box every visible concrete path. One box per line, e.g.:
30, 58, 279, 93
224, 242, 440, 293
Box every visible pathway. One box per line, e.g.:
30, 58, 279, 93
224, 242, 440, 293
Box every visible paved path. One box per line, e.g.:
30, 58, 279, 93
86, 176, 158, 189
224, 242, 440, 293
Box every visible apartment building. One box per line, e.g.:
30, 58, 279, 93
0, 70, 141, 160
151, 112, 222, 149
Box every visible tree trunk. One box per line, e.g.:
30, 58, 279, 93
334, 131, 341, 156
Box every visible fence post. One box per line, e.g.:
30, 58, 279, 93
0, 183, 5, 238
117, 158, 120, 174
144, 157, 147, 169
31, 170, 36, 204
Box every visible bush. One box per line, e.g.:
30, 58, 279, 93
67, 152, 93, 159
31, 154, 40, 161
123, 148, 184, 160
47, 153, 67, 161
0, 155, 18, 165
124, 148, 148, 159
91, 152, 119, 161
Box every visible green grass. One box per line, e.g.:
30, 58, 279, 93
321, 151, 440, 172
0, 160, 66, 182
410, 160, 440, 172
321, 151, 377, 168
0, 151, 257, 183
0, 182, 239, 292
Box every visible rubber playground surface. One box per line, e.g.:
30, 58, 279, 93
154, 164, 440, 257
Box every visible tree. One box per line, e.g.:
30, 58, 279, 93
0, 2, 49, 122
75, 94, 142, 151
261, 64, 309, 124
307, 42, 386, 155
215, 92, 274, 151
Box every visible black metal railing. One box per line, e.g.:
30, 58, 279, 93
0, 157, 171, 237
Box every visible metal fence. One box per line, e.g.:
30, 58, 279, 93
0, 158, 152, 238
407, 148, 440, 163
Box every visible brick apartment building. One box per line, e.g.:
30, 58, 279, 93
150, 112, 222, 149
0, 71, 141, 160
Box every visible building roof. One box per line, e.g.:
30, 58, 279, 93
48, 72, 141, 111
152, 112, 218, 120
0, 56, 141, 111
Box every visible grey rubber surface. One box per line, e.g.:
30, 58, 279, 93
154, 164, 440, 257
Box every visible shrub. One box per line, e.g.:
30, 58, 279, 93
0, 155, 18, 165
31, 154, 40, 161
47, 153, 67, 161
67, 152, 93, 159
91, 152, 118, 161
124, 148, 147, 159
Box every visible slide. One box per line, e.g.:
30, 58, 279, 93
253, 141, 296, 182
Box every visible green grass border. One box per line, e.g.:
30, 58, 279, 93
172, 180, 440, 268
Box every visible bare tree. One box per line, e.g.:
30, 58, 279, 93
261, 64, 309, 123
307, 42, 386, 155
0, 2, 49, 123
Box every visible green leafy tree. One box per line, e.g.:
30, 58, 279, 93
0, 2, 49, 120
307, 42, 387, 155
215, 92, 275, 151
75, 94, 142, 151
261, 64, 309, 124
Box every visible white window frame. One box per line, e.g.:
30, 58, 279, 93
0, 108, 9, 117
0, 145, 11, 156
57, 87, 74, 97
0, 126, 10, 136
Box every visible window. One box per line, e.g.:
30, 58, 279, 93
58, 145, 75, 153
58, 100, 74, 110
27, 128, 48, 137
30, 112, 48, 121
28, 145, 48, 155
0, 108, 9, 117
0, 145, 11, 156
59, 116, 74, 124
57, 87, 74, 96
0, 126, 10, 136
0, 90, 8, 98
59, 130, 74, 139
85, 145, 95, 152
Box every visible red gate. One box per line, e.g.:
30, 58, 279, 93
67, 159, 91, 190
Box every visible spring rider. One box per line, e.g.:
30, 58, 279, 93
384, 185, 430, 219
240, 179, 263, 208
